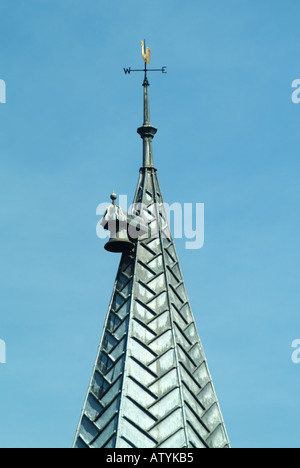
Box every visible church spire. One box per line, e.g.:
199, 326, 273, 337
73, 42, 230, 449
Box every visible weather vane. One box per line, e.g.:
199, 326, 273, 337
123, 40, 167, 85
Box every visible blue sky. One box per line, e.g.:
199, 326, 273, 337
0, 0, 300, 448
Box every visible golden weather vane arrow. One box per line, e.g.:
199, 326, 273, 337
141, 40, 151, 65
123, 39, 167, 84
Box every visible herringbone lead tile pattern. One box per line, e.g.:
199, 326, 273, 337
74, 169, 230, 449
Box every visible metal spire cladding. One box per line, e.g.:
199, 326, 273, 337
73, 44, 230, 449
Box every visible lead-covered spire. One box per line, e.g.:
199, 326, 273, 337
73, 43, 230, 449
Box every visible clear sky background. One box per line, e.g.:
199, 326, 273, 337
0, 0, 300, 448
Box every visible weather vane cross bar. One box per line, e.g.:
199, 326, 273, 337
123, 40, 167, 84
123, 67, 167, 75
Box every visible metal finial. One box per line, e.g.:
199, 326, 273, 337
110, 190, 117, 205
